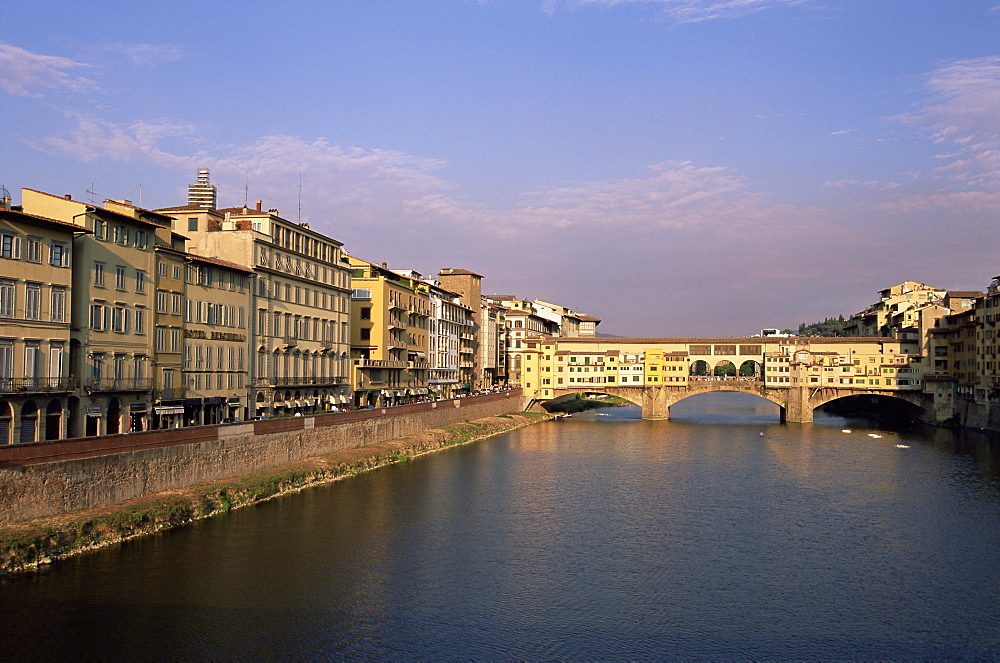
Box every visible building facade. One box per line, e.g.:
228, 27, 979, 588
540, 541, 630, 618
158, 203, 353, 418
0, 201, 87, 443
22, 189, 164, 437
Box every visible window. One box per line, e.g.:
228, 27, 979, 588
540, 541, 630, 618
50, 287, 66, 323
158, 260, 168, 278
49, 342, 64, 379
90, 303, 107, 330
50, 241, 69, 267
112, 306, 128, 333
94, 262, 105, 287
188, 218, 198, 232
26, 237, 42, 263
360, 307, 371, 320
135, 308, 146, 334
155, 327, 166, 352
352, 288, 372, 300
1, 233, 21, 259
115, 265, 127, 290
113, 225, 129, 245
173, 265, 181, 280
156, 290, 168, 314
135, 270, 147, 294
134, 230, 148, 250
24, 282, 41, 320
171, 293, 182, 316
94, 219, 106, 240
170, 328, 180, 352
24, 342, 40, 379
0, 279, 14, 318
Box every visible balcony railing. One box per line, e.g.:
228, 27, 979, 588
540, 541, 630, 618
86, 377, 153, 393
408, 361, 431, 370
254, 376, 349, 387
353, 359, 407, 369
156, 387, 187, 400
0, 376, 76, 394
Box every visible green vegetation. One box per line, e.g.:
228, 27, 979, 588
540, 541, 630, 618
0, 411, 551, 576
797, 316, 848, 337
547, 394, 628, 413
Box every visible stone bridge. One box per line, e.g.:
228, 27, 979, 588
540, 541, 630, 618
542, 379, 933, 423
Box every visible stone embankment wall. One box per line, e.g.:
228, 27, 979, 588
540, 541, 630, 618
0, 392, 524, 526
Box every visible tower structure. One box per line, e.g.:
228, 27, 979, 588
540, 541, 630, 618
187, 169, 217, 210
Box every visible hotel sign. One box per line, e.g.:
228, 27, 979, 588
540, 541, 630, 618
184, 329, 246, 342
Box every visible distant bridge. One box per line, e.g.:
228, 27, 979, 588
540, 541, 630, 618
520, 336, 937, 423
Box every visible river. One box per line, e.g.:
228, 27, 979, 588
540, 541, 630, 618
3, 392, 1000, 660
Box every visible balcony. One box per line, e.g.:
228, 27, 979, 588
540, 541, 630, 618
408, 360, 431, 370
156, 387, 187, 401
0, 376, 76, 394
254, 376, 350, 387
353, 358, 407, 369
86, 377, 153, 393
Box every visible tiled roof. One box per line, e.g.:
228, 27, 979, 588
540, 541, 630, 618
0, 208, 92, 234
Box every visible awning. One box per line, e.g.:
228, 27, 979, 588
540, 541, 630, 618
227, 402, 241, 409
155, 406, 185, 415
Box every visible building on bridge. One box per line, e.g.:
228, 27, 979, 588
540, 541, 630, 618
521, 336, 929, 423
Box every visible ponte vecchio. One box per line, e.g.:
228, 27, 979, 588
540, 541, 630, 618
519, 336, 935, 423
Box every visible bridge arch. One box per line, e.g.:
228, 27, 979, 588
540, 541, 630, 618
812, 392, 928, 422
713, 360, 736, 376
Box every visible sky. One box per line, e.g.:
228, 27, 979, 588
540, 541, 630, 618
2, 1, 1000, 337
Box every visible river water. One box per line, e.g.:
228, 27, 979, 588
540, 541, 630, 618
3, 392, 1000, 660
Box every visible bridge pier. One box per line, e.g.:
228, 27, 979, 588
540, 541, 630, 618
641, 387, 671, 420
783, 386, 814, 423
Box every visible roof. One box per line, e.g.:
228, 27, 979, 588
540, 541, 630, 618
104, 200, 175, 224
155, 205, 223, 215
22, 189, 168, 229
533, 336, 901, 344
947, 291, 983, 298
577, 314, 602, 322
439, 268, 483, 278
185, 252, 255, 274
0, 208, 92, 234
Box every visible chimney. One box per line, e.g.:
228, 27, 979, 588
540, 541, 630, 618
256, 199, 262, 212
64, 194, 72, 200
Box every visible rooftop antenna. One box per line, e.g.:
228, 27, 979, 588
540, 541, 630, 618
85, 183, 100, 204
297, 163, 302, 223
244, 164, 249, 206
131, 168, 143, 207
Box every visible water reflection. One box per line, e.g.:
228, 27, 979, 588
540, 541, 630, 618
3, 392, 1000, 659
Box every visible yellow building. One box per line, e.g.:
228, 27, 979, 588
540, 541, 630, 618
0, 201, 89, 443
349, 257, 430, 407
21, 189, 165, 436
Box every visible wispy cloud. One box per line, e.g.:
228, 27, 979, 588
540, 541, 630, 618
894, 56, 1000, 191
103, 42, 184, 67
0, 43, 96, 96
551, 0, 811, 24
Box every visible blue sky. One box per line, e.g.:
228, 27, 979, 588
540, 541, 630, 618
3, 0, 1000, 336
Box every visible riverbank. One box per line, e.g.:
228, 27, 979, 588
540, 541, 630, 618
0, 412, 550, 576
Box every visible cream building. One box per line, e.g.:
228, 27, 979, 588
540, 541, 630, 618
180, 253, 253, 425
0, 200, 88, 443
424, 279, 475, 399
157, 202, 352, 418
